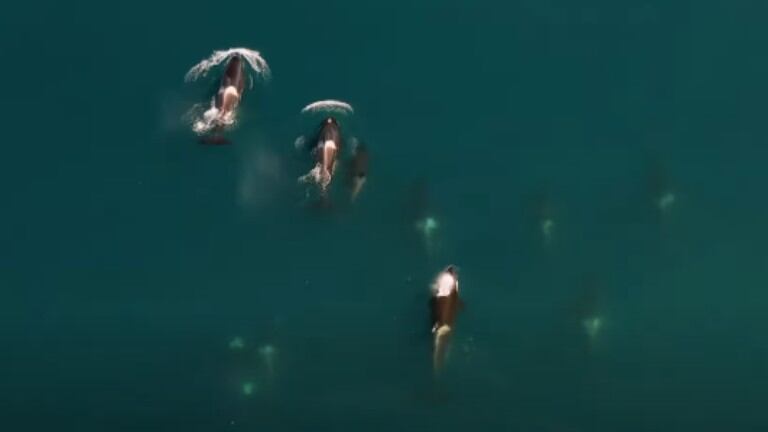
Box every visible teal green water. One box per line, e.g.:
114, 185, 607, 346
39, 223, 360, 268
2, 1, 768, 430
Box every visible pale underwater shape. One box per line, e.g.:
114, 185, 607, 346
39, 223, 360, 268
657, 191, 676, 212
238, 146, 284, 208
258, 344, 277, 377
416, 216, 440, 254
241, 381, 258, 396
228, 336, 245, 351
541, 218, 555, 244
258, 344, 276, 357
582, 316, 603, 340
416, 216, 439, 236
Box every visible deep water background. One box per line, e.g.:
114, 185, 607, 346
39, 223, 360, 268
1, 1, 767, 430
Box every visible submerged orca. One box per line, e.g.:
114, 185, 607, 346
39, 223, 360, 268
349, 142, 369, 201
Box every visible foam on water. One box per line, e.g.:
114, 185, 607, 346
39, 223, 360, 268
301, 100, 354, 115
185, 98, 232, 135
298, 163, 331, 193
185, 47, 271, 82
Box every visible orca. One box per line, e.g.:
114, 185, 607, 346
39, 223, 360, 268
429, 265, 463, 373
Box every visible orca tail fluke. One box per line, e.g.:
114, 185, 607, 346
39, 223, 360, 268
433, 325, 452, 374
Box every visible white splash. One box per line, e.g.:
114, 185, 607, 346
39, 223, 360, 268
298, 163, 331, 192
187, 100, 238, 135
186, 98, 236, 135
185, 47, 271, 82
301, 99, 354, 115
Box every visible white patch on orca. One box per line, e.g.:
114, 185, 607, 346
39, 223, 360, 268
185, 47, 271, 82
432, 272, 457, 297
301, 100, 354, 115
323, 139, 337, 151
298, 139, 336, 193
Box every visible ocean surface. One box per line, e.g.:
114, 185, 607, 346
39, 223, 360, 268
2, 1, 767, 431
